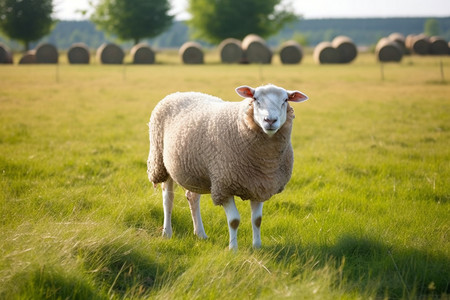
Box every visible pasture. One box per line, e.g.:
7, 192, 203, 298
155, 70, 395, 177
0, 52, 449, 299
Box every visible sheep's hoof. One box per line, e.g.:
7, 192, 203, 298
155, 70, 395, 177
195, 232, 208, 239
252, 242, 262, 249
228, 241, 238, 251
228, 245, 238, 252
162, 229, 172, 239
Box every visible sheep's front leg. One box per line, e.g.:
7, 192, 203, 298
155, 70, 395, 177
162, 178, 174, 238
186, 191, 208, 239
250, 201, 263, 249
223, 197, 240, 250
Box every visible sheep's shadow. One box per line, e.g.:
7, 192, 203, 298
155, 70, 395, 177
76, 238, 166, 296
4, 239, 166, 299
2, 265, 101, 299
267, 234, 450, 298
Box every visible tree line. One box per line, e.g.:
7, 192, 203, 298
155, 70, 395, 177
0, 0, 449, 51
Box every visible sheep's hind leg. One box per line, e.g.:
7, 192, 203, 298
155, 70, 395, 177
223, 197, 240, 250
186, 191, 208, 239
250, 201, 263, 249
162, 178, 174, 238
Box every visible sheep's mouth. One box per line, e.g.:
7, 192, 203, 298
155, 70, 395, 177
263, 127, 278, 136
258, 120, 280, 136
265, 123, 279, 131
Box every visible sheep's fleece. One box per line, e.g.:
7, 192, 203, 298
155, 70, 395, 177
147, 85, 300, 205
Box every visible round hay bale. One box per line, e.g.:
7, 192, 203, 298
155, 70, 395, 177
131, 43, 155, 64
406, 34, 430, 55
96, 43, 124, 64
218, 38, 243, 64
375, 38, 403, 62
388, 32, 406, 53
35, 43, 58, 64
19, 51, 37, 64
241, 34, 272, 64
313, 42, 339, 64
0, 43, 13, 64
332, 36, 357, 63
279, 40, 303, 64
67, 43, 90, 64
179, 42, 204, 64
429, 36, 449, 55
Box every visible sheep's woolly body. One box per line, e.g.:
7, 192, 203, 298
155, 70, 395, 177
147, 91, 295, 205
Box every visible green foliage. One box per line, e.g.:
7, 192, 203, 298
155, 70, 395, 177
424, 18, 440, 36
0, 0, 54, 50
0, 54, 449, 299
90, 0, 173, 45
188, 0, 298, 44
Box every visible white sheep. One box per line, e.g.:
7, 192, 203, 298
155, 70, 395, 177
147, 84, 308, 249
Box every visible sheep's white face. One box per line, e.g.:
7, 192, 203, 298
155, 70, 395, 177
236, 84, 308, 136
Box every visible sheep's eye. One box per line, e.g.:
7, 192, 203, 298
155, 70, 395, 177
253, 97, 260, 105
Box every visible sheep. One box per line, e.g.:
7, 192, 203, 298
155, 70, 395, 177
147, 84, 308, 249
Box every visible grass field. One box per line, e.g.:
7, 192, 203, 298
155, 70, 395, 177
0, 52, 449, 299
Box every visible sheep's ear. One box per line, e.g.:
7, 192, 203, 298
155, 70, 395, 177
236, 86, 255, 98
287, 90, 308, 103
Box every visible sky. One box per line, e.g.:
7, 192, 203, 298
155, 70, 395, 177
54, 0, 450, 21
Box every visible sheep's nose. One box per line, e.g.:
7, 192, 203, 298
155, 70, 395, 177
264, 117, 278, 125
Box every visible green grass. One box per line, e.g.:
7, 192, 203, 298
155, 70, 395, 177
1, 52, 449, 299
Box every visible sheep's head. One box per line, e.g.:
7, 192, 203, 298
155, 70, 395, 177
236, 84, 308, 136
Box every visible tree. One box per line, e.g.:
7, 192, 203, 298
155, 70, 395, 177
424, 18, 440, 37
0, 0, 54, 51
188, 0, 298, 44
91, 0, 173, 45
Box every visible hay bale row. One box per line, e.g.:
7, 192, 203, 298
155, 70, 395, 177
376, 32, 450, 61
404, 34, 449, 55
0, 43, 13, 64
5, 34, 447, 67
96, 42, 155, 64
218, 35, 276, 64
68, 43, 90, 64
180, 41, 204, 64
8, 42, 156, 65
379, 32, 450, 58
279, 40, 303, 64
314, 36, 357, 64
218, 36, 301, 65
375, 38, 403, 62
242, 34, 272, 64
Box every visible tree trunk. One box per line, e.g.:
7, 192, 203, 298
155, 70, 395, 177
24, 40, 30, 52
